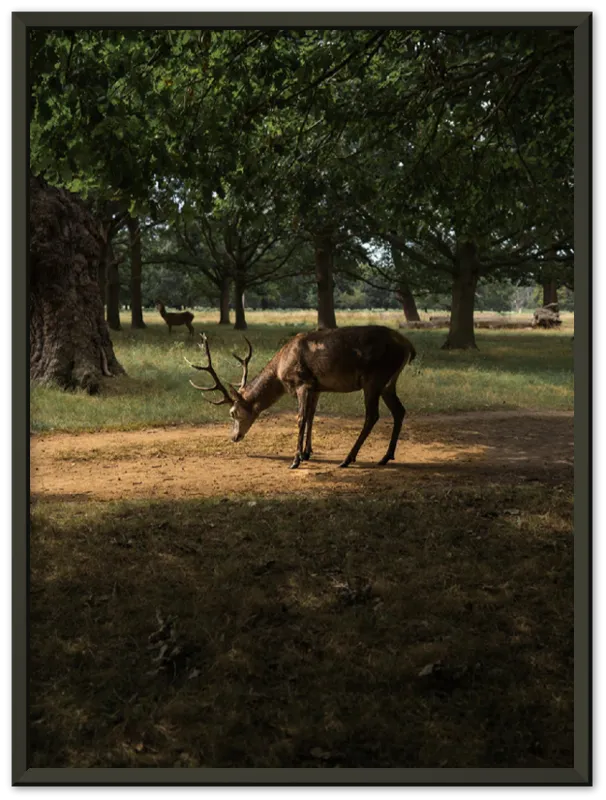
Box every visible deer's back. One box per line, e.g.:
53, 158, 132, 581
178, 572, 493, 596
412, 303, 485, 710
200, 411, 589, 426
276, 326, 415, 393
165, 310, 194, 322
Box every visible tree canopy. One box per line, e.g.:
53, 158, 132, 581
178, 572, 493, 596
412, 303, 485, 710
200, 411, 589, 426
30, 27, 574, 348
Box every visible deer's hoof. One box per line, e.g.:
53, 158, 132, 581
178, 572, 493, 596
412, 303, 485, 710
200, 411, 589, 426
378, 455, 393, 466
301, 452, 311, 462
338, 460, 351, 468
289, 460, 301, 470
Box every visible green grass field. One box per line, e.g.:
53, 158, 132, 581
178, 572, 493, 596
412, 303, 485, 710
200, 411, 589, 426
30, 310, 574, 433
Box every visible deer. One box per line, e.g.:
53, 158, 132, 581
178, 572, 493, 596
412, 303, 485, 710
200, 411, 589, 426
156, 302, 195, 336
184, 326, 416, 469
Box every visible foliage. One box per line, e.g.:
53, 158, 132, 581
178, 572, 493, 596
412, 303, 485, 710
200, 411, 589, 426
360, 30, 574, 277
30, 28, 575, 325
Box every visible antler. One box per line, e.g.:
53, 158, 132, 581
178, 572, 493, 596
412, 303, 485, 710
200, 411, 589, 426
232, 337, 253, 390
184, 333, 234, 405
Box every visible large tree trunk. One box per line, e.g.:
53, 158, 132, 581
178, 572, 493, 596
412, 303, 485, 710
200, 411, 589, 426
30, 175, 124, 394
442, 242, 479, 350
391, 244, 421, 321
219, 275, 231, 325
541, 242, 560, 307
397, 283, 421, 322
97, 255, 106, 306
127, 215, 146, 329
542, 279, 558, 307
233, 274, 247, 330
105, 239, 122, 331
314, 233, 338, 329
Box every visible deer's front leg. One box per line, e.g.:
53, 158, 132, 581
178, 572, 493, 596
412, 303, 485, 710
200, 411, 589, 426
301, 392, 319, 461
290, 386, 313, 469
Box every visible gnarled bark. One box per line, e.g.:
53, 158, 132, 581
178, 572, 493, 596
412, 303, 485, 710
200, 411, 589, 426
30, 175, 124, 394
533, 303, 561, 328
97, 255, 106, 305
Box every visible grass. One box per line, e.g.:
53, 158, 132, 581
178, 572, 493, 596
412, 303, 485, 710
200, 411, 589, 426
30, 310, 574, 433
30, 475, 573, 768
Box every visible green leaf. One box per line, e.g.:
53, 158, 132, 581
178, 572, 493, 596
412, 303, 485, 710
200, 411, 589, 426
58, 162, 73, 184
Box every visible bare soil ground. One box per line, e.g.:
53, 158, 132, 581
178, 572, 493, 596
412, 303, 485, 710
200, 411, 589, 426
31, 410, 574, 502
29, 410, 575, 769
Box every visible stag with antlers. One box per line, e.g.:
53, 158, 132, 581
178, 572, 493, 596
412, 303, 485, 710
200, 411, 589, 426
185, 327, 416, 469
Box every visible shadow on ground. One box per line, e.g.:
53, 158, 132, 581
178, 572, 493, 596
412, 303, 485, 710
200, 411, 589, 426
29, 412, 574, 769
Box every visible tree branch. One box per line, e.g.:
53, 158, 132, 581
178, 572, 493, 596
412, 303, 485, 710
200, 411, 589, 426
386, 233, 454, 273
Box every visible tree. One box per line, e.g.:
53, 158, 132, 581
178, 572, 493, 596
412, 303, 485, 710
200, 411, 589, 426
140, 219, 230, 321
29, 27, 574, 362
209, 28, 396, 329
345, 29, 574, 347
176, 201, 303, 329
29, 31, 169, 380
29, 175, 124, 393
30, 29, 226, 380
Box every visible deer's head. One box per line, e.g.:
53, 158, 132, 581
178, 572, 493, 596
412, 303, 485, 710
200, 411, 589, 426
185, 334, 256, 442
227, 391, 258, 442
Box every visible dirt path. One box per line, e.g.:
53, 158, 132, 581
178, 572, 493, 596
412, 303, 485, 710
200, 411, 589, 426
30, 410, 574, 502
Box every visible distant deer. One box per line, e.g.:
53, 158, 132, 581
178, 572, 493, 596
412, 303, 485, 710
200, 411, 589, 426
156, 302, 195, 336
184, 327, 416, 469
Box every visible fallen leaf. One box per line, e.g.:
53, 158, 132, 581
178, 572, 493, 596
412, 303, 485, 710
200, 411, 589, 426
419, 661, 442, 677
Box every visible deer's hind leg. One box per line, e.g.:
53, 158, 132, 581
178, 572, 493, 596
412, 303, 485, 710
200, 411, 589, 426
378, 392, 405, 465
339, 386, 381, 468
186, 321, 194, 337
378, 367, 406, 465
